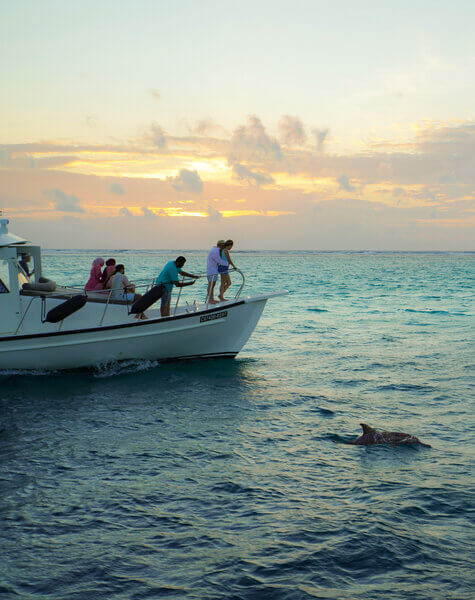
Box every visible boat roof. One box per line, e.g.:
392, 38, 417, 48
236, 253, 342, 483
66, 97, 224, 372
0, 219, 29, 248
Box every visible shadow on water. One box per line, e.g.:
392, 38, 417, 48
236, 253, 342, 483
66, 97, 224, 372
1, 356, 259, 389
0, 358, 272, 499
0, 358, 270, 433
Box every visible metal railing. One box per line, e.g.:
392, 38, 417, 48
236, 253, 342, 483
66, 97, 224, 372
18, 268, 246, 332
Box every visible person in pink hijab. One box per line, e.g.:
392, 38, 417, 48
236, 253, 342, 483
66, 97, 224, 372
84, 257, 105, 291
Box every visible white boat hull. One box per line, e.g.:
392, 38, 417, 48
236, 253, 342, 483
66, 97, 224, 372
0, 296, 270, 370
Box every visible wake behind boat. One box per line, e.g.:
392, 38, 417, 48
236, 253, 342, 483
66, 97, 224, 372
0, 219, 287, 370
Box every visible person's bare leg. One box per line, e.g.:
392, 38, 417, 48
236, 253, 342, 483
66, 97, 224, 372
161, 302, 170, 317
207, 280, 218, 303
131, 293, 144, 319
220, 275, 231, 300
218, 275, 226, 301
210, 280, 219, 303
224, 275, 231, 295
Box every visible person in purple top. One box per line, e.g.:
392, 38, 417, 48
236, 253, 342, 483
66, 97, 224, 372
206, 241, 228, 304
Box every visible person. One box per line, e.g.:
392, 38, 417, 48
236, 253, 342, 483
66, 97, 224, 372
103, 265, 116, 290
155, 256, 198, 316
218, 239, 237, 302
102, 258, 116, 288
109, 264, 145, 319
206, 241, 229, 304
84, 257, 105, 291
19, 254, 33, 279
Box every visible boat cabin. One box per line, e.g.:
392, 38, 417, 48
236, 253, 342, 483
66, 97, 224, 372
0, 218, 43, 330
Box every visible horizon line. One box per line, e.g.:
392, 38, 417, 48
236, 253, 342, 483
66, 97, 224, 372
42, 248, 475, 253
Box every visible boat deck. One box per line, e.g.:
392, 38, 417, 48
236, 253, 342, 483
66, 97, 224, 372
20, 286, 130, 305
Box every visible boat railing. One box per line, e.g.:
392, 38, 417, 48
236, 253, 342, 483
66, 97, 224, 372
19, 268, 246, 330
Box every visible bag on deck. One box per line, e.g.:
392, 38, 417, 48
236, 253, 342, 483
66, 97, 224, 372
44, 295, 87, 323
130, 284, 165, 314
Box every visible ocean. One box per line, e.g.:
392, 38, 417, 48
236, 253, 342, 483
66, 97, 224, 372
0, 250, 473, 599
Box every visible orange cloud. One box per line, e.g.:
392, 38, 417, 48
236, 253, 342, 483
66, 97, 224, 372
1, 117, 473, 249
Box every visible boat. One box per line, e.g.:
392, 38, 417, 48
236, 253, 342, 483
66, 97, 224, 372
0, 218, 287, 370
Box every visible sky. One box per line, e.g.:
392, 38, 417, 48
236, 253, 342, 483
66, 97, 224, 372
0, 0, 474, 249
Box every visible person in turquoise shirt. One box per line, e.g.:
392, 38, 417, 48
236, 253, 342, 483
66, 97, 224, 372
155, 256, 198, 316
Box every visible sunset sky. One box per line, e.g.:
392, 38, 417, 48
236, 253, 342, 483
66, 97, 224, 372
1, 0, 474, 249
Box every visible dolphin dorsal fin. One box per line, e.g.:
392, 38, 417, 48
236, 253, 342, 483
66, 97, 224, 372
360, 423, 375, 434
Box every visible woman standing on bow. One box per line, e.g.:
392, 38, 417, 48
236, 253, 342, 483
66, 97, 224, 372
218, 239, 237, 302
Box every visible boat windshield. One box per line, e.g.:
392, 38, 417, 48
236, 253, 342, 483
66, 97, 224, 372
0, 260, 9, 293
17, 264, 28, 288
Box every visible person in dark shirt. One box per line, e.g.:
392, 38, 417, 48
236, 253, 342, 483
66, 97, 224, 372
19, 254, 32, 278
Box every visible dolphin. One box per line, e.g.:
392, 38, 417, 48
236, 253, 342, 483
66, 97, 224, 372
348, 423, 431, 447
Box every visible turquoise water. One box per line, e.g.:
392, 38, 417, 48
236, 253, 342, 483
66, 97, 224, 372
0, 251, 474, 599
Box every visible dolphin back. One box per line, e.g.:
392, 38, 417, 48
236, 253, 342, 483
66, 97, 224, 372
360, 423, 375, 435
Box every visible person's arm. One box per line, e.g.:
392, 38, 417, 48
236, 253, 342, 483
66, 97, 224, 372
174, 279, 195, 288
19, 262, 30, 278
224, 249, 236, 269
123, 275, 135, 292
180, 269, 199, 279
103, 273, 113, 289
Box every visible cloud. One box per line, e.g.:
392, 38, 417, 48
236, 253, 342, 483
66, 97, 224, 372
438, 172, 456, 184
150, 88, 161, 101
229, 115, 282, 165
168, 169, 203, 194
150, 123, 167, 148
417, 121, 475, 157
232, 163, 274, 186
0, 147, 72, 169
392, 187, 408, 205
392, 187, 407, 198
337, 175, 356, 191
313, 128, 329, 151
141, 206, 157, 218
0, 146, 35, 168
140, 206, 166, 218
4, 120, 473, 190
36, 156, 75, 168
60, 215, 81, 225
43, 188, 85, 212
85, 114, 98, 128
110, 182, 125, 195
367, 121, 475, 184
186, 118, 224, 136
278, 115, 307, 146
207, 205, 223, 221
2, 119, 473, 251
0, 147, 11, 163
